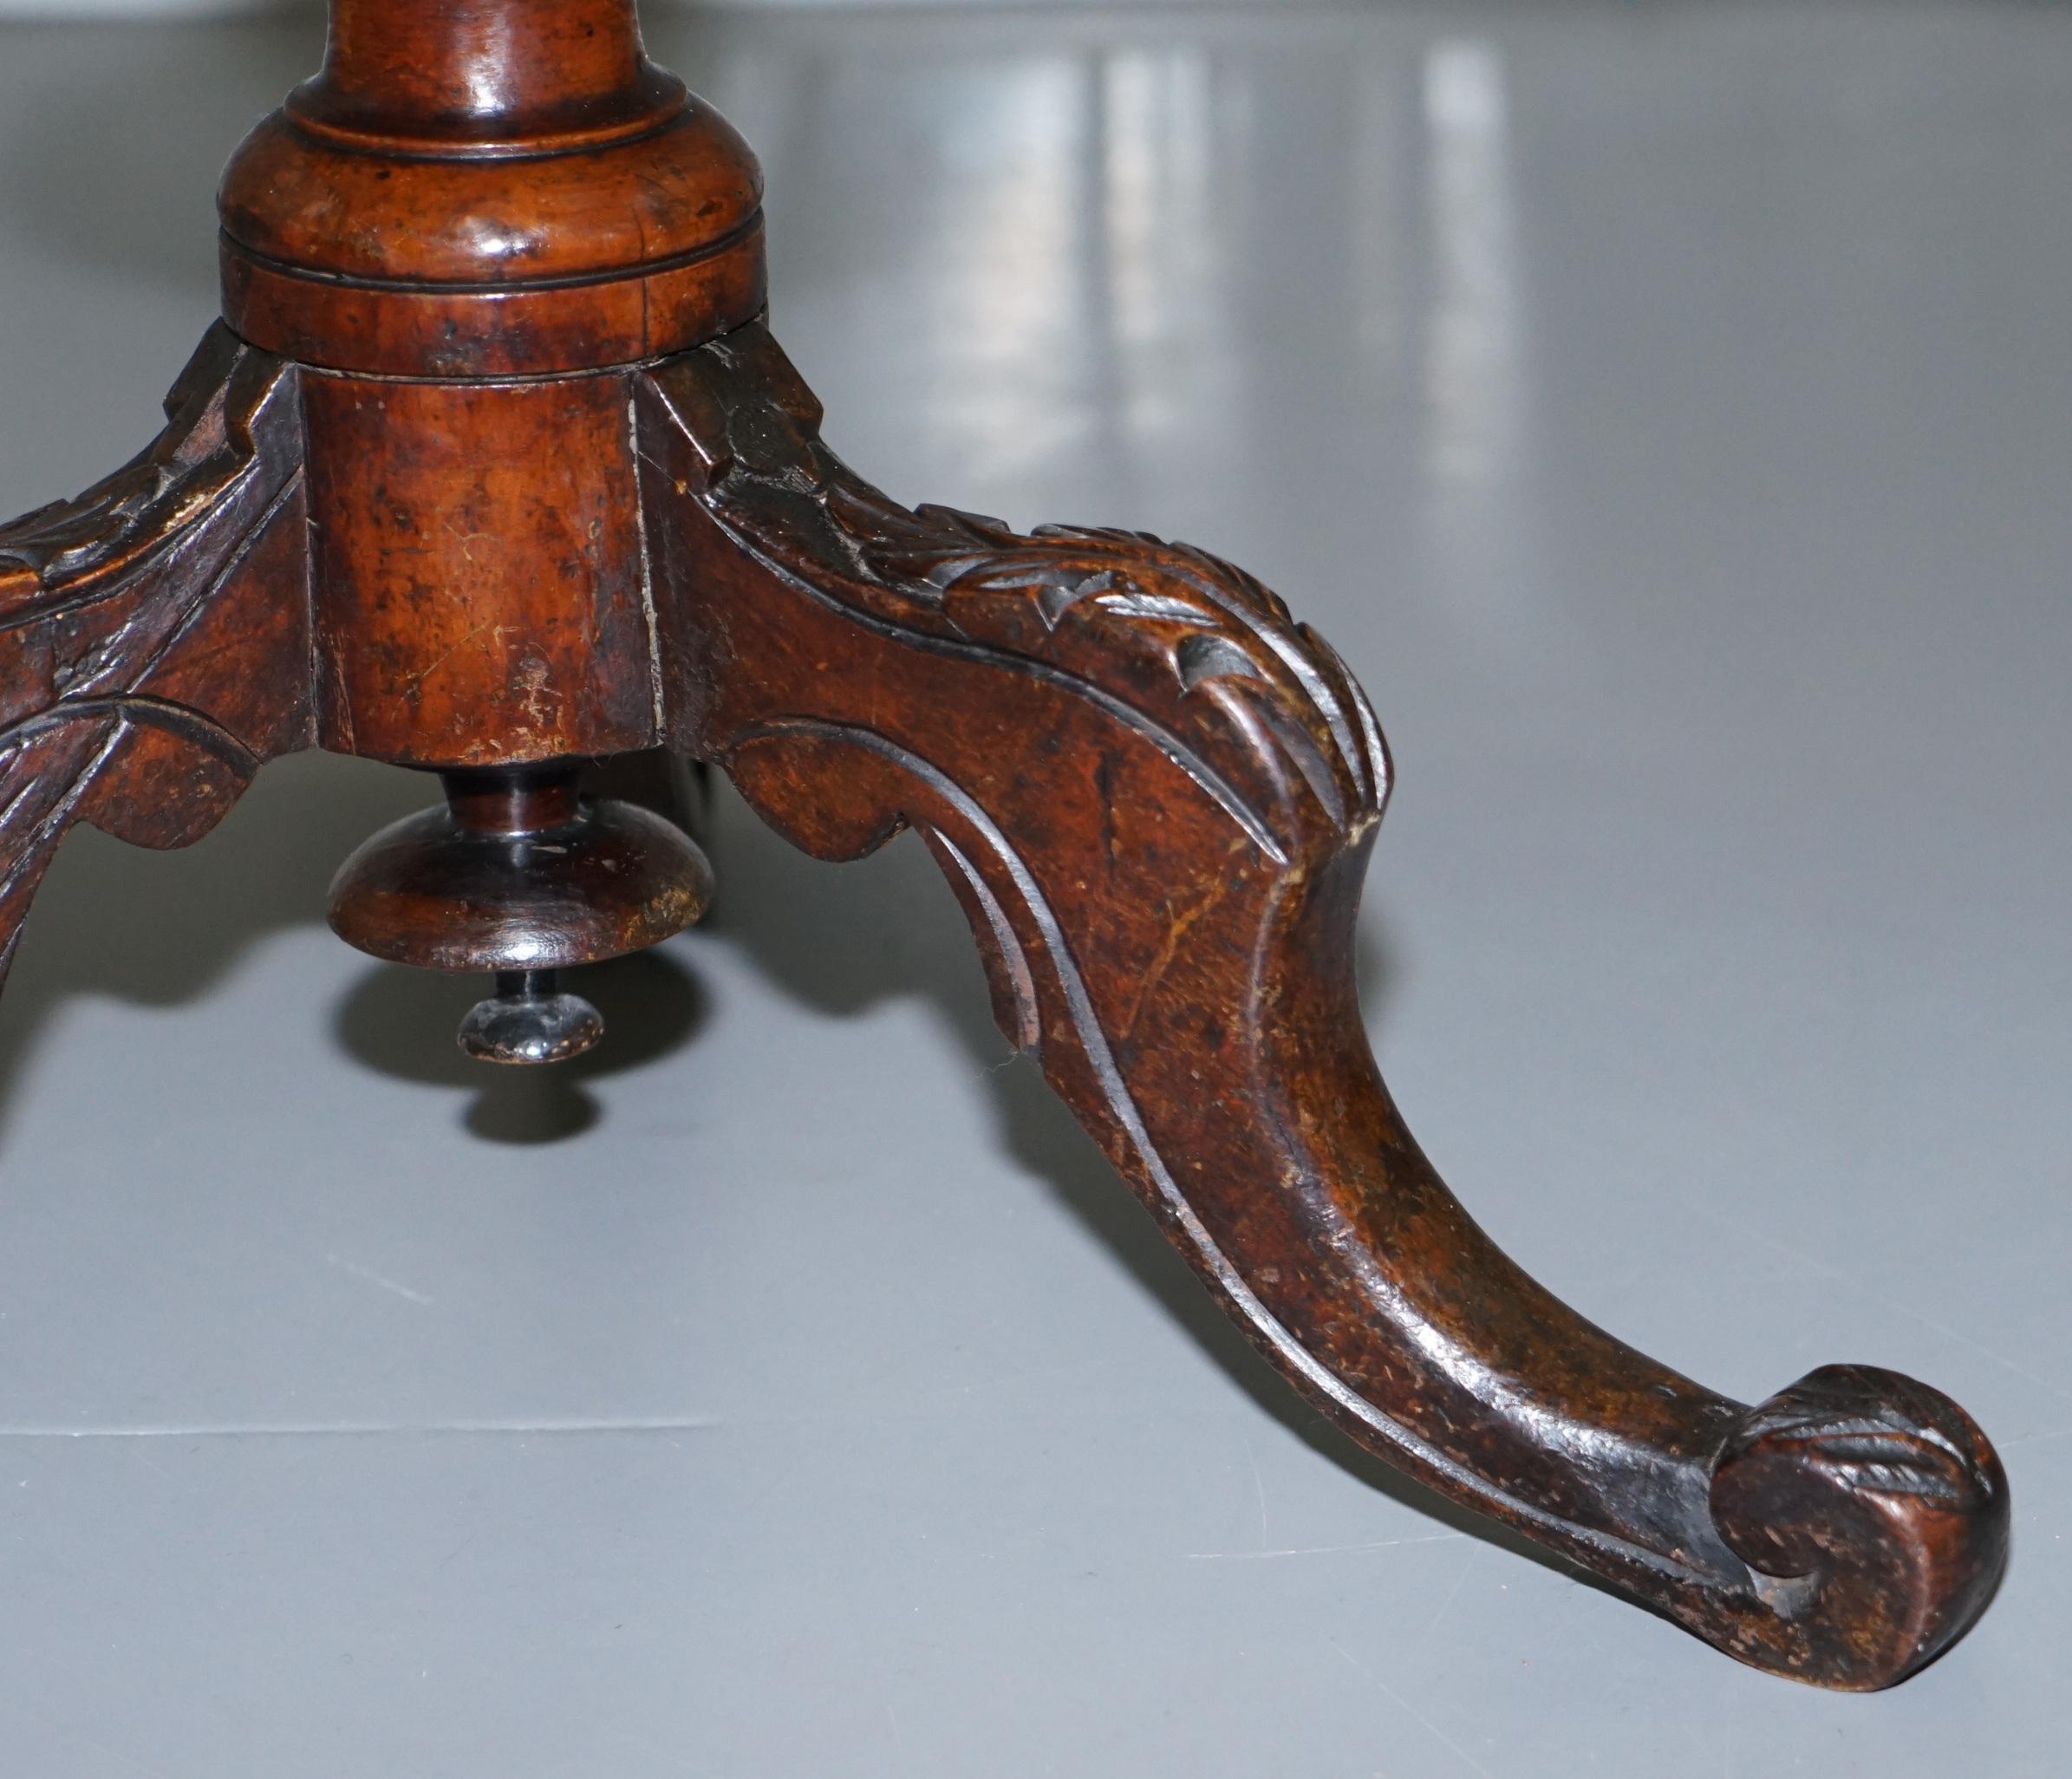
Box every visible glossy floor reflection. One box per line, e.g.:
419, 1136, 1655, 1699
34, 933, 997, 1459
2, 6, 2068, 1776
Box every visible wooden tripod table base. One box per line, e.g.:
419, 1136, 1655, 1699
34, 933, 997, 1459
0, 0, 2006, 1691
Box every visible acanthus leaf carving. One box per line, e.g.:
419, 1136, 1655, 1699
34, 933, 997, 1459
0, 325, 316, 994
636, 318, 2010, 1691
661, 325, 1391, 868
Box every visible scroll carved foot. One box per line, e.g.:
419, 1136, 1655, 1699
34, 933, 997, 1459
636, 322, 2007, 1689
0, 325, 314, 994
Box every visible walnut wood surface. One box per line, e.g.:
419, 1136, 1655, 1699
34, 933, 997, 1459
327, 767, 713, 975
632, 322, 2009, 1690
304, 370, 662, 766
0, 0, 2011, 1693
297, 0, 681, 152
0, 325, 314, 993
217, 0, 766, 377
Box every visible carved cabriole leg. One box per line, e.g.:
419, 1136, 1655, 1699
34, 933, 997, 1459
637, 322, 2007, 1691
0, 325, 314, 992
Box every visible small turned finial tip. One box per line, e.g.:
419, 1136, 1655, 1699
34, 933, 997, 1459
459, 970, 606, 1067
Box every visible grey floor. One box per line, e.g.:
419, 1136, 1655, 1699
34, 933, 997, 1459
2, 4, 2068, 1775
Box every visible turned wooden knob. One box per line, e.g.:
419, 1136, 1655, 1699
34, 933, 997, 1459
328, 763, 713, 1063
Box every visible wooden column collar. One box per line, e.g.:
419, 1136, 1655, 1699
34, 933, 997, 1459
216, 0, 766, 378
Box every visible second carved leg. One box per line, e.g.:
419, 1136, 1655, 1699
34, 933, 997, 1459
636, 323, 2006, 1691
0, 326, 314, 996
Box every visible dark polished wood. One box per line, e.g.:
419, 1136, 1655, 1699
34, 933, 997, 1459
0, 0, 2008, 1691
0, 325, 313, 993
217, 0, 764, 379
326, 765, 713, 977
327, 759, 713, 1061
303, 371, 663, 767
634, 324, 2008, 1690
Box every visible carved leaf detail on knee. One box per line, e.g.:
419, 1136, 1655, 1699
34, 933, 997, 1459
0, 328, 315, 987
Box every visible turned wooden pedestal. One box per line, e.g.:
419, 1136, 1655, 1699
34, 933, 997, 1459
0, 0, 2007, 1690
